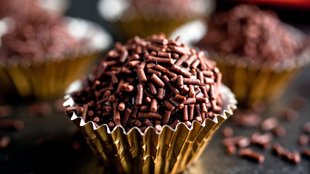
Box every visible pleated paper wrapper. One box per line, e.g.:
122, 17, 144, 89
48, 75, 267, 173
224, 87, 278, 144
63, 82, 237, 174
0, 17, 112, 100
115, 17, 191, 42
210, 45, 310, 106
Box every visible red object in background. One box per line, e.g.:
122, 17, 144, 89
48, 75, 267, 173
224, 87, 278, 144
228, 0, 310, 9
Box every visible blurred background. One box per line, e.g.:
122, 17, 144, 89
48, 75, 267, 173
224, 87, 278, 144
66, 0, 310, 40
1, 0, 310, 173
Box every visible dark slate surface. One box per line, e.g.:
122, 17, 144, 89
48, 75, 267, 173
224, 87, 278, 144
1, 0, 310, 173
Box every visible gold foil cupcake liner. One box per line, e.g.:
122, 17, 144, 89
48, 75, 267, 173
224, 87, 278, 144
64, 82, 237, 174
115, 17, 192, 42
0, 54, 96, 99
0, 18, 112, 100
210, 45, 310, 105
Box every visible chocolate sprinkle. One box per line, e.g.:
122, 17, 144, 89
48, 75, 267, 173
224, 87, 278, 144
238, 148, 265, 163
66, 35, 222, 132
196, 4, 306, 63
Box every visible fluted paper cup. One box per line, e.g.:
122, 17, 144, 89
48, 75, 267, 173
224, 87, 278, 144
63, 80, 237, 173
208, 48, 310, 106
0, 17, 112, 100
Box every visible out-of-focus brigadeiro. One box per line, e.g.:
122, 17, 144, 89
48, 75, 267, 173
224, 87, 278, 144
98, 0, 213, 41
197, 4, 306, 64
0, 0, 111, 99
195, 4, 310, 105
0, 0, 81, 61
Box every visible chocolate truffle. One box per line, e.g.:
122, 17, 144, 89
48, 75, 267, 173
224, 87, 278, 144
66, 34, 223, 132
0, 0, 81, 61
98, 0, 212, 41
197, 4, 306, 63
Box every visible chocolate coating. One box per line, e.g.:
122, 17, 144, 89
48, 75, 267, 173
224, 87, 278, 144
197, 4, 306, 63
0, 0, 81, 61
67, 34, 222, 132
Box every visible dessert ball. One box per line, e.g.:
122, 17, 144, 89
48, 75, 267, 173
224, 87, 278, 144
66, 34, 223, 132
197, 4, 306, 64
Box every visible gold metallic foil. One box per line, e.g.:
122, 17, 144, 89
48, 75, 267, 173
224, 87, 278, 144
64, 84, 237, 174
210, 47, 310, 106
0, 18, 111, 100
115, 17, 191, 42
0, 54, 96, 99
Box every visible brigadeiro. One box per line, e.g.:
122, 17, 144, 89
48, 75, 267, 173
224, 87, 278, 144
0, 0, 111, 100
64, 34, 237, 173
98, 0, 213, 41
195, 4, 310, 106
